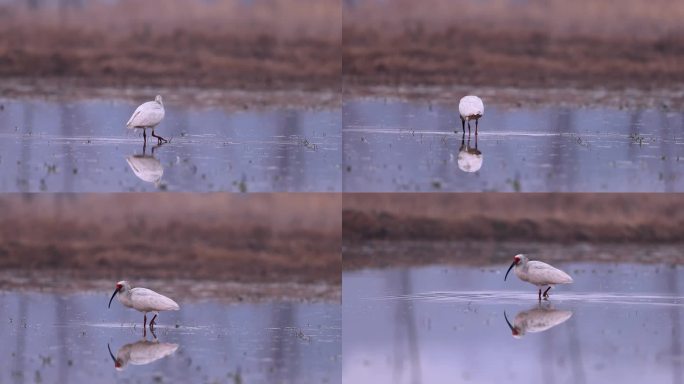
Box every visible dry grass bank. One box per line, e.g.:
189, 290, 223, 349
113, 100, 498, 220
0, 0, 340, 92
343, 194, 684, 243
0, 194, 341, 289
343, 0, 684, 91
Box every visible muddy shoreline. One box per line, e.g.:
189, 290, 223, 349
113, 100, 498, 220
0, 272, 339, 302
0, 78, 341, 110
343, 239, 684, 271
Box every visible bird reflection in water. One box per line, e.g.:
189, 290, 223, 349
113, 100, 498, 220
126, 142, 165, 187
504, 303, 573, 338
107, 333, 179, 371
457, 132, 483, 173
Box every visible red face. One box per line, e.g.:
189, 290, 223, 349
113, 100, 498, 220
116, 283, 122, 290
513, 255, 521, 264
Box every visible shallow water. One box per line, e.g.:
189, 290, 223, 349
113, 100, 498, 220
0, 292, 340, 384
0, 99, 340, 192
343, 263, 684, 384
343, 99, 684, 192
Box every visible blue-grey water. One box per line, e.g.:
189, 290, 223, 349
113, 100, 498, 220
0, 292, 340, 384
343, 99, 684, 192
0, 98, 341, 192
343, 263, 684, 384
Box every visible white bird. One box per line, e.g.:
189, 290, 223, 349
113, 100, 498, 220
108, 340, 179, 370
108, 281, 180, 330
504, 305, 573, 338
457, 134, 483, 173
126, 95, 167, 144
504, 254, 573, 300
458, 95, 484, 135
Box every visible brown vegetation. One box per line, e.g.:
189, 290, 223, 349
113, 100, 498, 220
0, 0, 340, 92
343, 0, 684, 92
343, 193, 684, 270
343, 194, 684, 243
0, 194, 341, 296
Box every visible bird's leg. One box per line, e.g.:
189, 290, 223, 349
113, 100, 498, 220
538, 289, 542, 301
467, 120, 471, 135
475, 119, 479, 136
144, 314, 147, 329
461, 118, 465, 134
143, 128, 147, 143
151, 130, 167, 144
150, 314, 158, 329
543, 287, 552, 300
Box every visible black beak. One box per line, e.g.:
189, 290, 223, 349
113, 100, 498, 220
108, 287, 120, 308
504, 261, 515, 281
504, 311, 514, 332
107, 343, 116, 363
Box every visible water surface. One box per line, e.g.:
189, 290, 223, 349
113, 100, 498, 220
0, 98, 340, 192
0, 292, 340, 383
343, 99, 684, 192
343, 263, 684, 384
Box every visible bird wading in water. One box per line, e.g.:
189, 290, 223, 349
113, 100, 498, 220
504, 254, 573, 300
126, 95, 168, 145
108, 281, 180, 332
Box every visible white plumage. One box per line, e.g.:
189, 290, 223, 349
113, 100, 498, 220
126, 95, 167, 144
108, 280, 179, 329
108, 340, 179, 370
126, 155, 163, 185
458, 95, 484, 135
505, 254, 573, 300
457, 136, 483, 173
504, 305, 573, 338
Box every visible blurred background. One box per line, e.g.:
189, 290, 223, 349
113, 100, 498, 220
343, 193, 684, 268
0, 0, 340, 92
0, 193, 340, 299
343, 0, 684, 91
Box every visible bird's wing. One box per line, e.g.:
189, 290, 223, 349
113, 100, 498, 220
126, 108, 143, 128
126, 156, 163, 183
517, 309, 573, 333
527, 261, 573, 284
126, 102, 164, 128
130, 288, 180, 311
128, 341, 179, 365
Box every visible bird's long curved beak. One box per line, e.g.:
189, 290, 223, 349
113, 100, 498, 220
504, 261, 516, 281
504, 311, 514, 332
107, 343, 116, 363
108, 287, 120, 308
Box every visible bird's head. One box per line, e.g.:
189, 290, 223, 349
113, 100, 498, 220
505, 254, 527, 281
108, 281, 130, 308
155, 95, 163, 105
